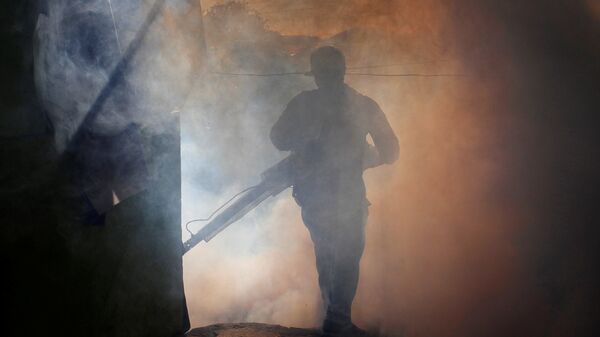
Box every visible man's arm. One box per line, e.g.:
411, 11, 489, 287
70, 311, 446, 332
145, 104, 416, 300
365, 99, 399, 168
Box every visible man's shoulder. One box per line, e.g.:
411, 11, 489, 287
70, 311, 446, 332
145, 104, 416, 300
291, 89, 319, 102
284, 90, 319, 112
345, 85, 381, 113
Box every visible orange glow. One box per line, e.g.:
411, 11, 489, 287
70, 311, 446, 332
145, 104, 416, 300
172, 1, 593, 336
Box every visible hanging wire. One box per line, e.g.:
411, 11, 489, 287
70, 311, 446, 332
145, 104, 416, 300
347, 60, 450, 69
208, 71, 463, 78
106, 0, 123, 54
206, 60, 461, 78
247, 0, 340, 9
346, 72, 463, 77
258, 7, 320, 15
184, 185, 259, 236
210, 71, 307, 77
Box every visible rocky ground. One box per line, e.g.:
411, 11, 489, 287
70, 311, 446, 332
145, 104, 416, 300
187, 323, 322, 337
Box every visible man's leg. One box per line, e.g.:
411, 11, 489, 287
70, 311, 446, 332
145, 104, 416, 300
302, 204, 367, 334
302, 207, 336, 311
325, 208, 366, 333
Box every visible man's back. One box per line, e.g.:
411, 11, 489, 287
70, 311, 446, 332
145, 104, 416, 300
270, 84, 398, 208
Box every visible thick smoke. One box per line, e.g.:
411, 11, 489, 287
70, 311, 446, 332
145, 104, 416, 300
35, 0, 199, 153
181, 0, 468, 331
180, 1, 599, 337
37, 0, 597, 336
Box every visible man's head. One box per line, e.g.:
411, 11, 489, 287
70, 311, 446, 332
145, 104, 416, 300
309, 46, 346, 90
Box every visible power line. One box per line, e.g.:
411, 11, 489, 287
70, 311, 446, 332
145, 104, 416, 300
210, 71, 307, 77
208, 71, 463, 78
347, 60, 451, 69
257, 7, 320, 15
346, 72, 463, 77
246, 0, 342, 7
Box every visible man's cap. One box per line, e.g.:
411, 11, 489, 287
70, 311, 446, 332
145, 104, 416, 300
306, 46, 346, 76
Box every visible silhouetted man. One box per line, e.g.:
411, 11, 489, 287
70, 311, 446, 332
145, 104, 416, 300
270, 46, 399, 337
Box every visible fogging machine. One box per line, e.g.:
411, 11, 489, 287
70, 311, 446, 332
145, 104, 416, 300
182, 155, 294, 254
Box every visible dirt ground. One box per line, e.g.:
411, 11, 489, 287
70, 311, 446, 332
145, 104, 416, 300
187, 323, 322, 337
